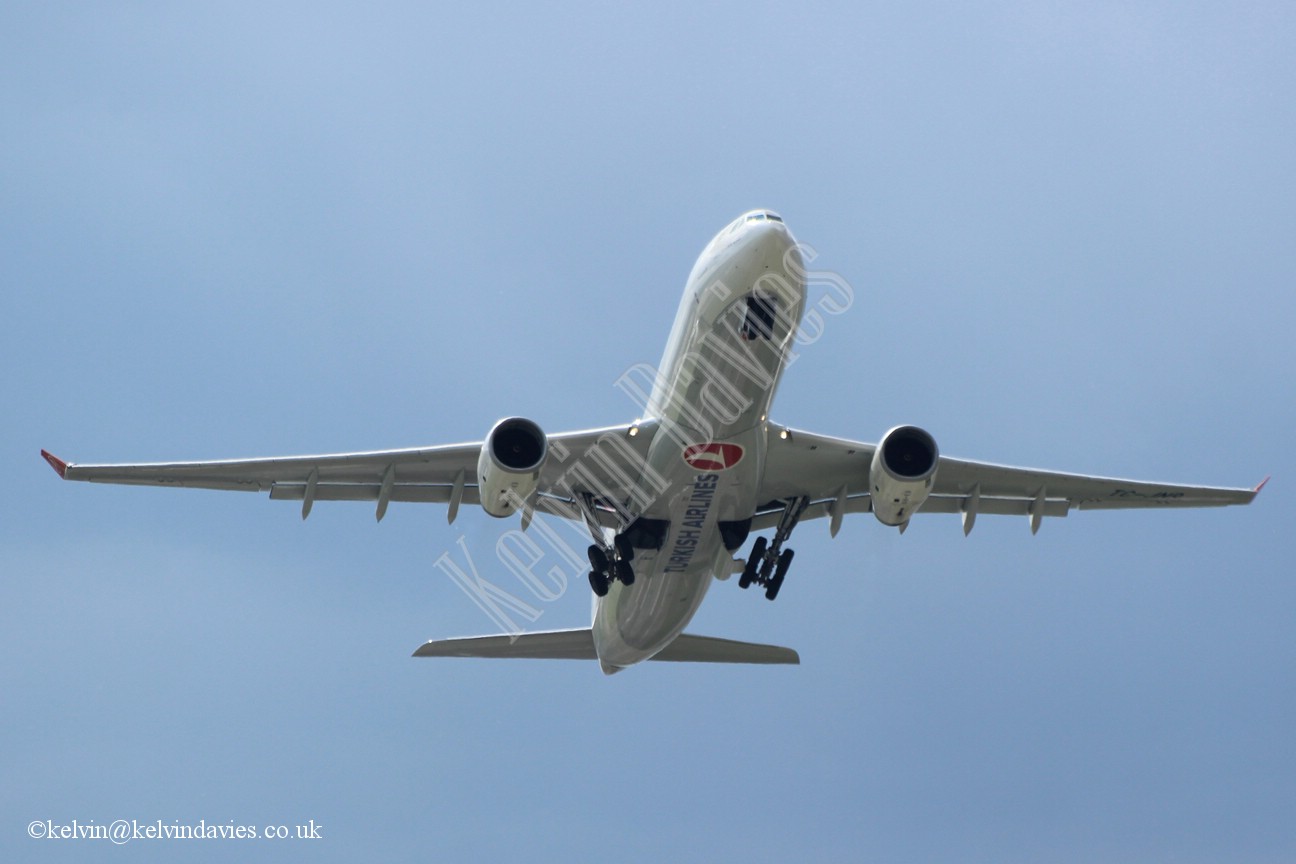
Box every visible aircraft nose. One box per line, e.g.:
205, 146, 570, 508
747, 213, 799, 266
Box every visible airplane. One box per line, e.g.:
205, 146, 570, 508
41, 209, 1264, 674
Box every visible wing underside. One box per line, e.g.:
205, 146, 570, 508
41, 420, 1261, 533
41, 422, 655, 525
755, 427, 1262, 533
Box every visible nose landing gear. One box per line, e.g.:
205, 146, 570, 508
738, 496, 807, 601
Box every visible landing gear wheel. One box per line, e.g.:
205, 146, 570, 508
739, 536, 767, 589
614, 534, 635, 563
775, 548, 794, 581
615, 559, 635, 586
765, 549, 794, 601
587, 545, 608, 572
588, 569, 609, 597
742, 498, 807, 601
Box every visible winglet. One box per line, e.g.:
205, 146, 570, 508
40, 449, 69, 479
1254, 476, 1271, 494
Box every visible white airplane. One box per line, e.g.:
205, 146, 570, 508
42, 210, 1264, 674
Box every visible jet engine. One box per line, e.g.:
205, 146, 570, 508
477, 417, 548, 517
869, 425, 939, 526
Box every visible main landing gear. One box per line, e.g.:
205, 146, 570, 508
576, 492, 637, 598
587, 535, 635, 598
739, 496, 807, 601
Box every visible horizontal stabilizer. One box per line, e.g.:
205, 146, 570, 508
653, 633, 799, 664
412, 628, 799, 665
413, 628, 596, 660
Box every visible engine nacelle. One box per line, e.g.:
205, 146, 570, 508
477, 417, 548, 518
870, 425, 939, 526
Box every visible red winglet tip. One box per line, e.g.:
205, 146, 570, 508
41, 449, 68, 479
1254, 475, 1271, 494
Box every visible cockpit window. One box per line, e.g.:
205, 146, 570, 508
745, 211, 784, 223
765, 212, 783, 223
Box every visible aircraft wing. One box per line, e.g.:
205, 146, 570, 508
754, 427, 1263, 533
40, 422, 655, 522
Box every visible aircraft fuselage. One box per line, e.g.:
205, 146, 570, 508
592, 212, 806, 672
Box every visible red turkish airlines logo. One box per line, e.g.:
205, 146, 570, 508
682, 442, 744, 471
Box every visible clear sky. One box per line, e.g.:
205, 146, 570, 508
4, 3, 1294, 862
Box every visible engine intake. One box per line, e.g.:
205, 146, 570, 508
478, 417, 548, 517
870, 425, 939, 526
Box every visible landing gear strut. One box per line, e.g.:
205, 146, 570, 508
577, 493, 636, 598
739, 496, 807, 601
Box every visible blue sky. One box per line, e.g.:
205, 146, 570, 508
3, 3, 1294, 861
